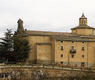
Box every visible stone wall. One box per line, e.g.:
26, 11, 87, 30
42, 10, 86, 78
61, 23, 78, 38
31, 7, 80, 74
0, 65, 95, 80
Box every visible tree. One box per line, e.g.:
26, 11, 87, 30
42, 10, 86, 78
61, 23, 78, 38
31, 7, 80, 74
0, 29, 30, 63
0, 29, 14, 62
13, 33, 30, 62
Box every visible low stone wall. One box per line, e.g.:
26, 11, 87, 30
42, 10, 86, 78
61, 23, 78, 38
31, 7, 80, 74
0, 65, 95, 80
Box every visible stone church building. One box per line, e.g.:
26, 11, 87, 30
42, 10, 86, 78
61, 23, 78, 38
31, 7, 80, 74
17, 14, 95, 68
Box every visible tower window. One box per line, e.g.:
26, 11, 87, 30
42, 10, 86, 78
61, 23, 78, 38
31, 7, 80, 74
61, 46, 64, 50
82, 47, 84, 51
84, 20, 86, 24
61, 54, 64, 57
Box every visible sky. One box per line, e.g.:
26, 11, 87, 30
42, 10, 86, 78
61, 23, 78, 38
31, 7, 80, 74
0, 0, 95, 37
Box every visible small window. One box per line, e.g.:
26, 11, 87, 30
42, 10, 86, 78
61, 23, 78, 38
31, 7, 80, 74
82, 41, 84, 43
71, 46, 74, 49
72, 41, 74, 43
61, 54, 64, 57
61, 46, 64, 50
60, 62, 63, 64
60, 41, 63, 43
71, 55, 74, 58
82, 55, 84, 58
82, 47, 84, 51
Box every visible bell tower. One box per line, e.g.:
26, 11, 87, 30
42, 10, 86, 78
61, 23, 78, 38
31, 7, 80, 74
79, 13, 87, 26
17, 19, 24, 34
71, 13, 95, 35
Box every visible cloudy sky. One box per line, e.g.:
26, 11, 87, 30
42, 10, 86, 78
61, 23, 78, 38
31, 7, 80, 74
0, 0, 95, 37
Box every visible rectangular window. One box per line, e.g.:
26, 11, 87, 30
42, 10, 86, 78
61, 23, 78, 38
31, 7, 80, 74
61, 46, 64, 50
82, 47, 84, 51
61, 54, 64, 57
71, 55, 74, 58
72, 46, 74, 49
60, 62, 63, 64
82, 41, 84, 43
82, 55, 84, 58
60, 41, 63, 43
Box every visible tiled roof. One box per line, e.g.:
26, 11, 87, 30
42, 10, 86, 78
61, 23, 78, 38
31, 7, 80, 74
51, 35, 95, 42
24, 30, 95, 42
71, 25, 95, 30
25, 30, 72, 36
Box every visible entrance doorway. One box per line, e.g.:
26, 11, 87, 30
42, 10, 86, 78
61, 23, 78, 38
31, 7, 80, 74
81, 62, 85, 67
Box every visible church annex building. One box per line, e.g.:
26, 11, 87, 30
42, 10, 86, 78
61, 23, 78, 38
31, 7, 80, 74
17, 14, 95, 68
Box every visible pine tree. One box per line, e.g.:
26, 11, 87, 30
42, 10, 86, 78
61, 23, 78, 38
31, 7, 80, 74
13, 33, 30, 62
0, 29, 14, 62
0, 29, 30, 63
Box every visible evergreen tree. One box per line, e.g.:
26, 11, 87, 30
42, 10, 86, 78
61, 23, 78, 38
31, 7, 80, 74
13, 33, 30, 62
0, 29, 14, 62
0, 29, 30, 63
